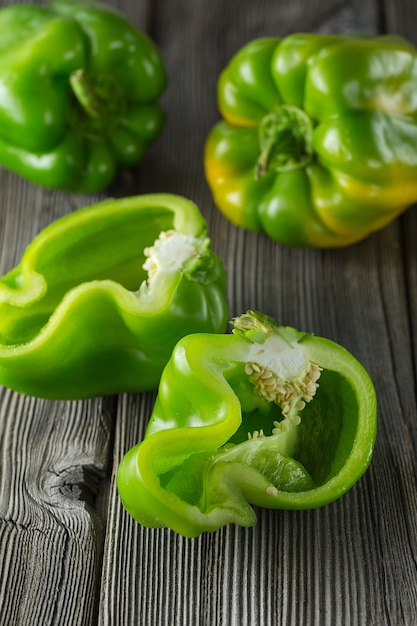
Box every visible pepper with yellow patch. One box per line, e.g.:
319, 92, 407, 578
205, 34, 417, 247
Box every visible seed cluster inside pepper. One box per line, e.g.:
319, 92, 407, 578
245, 359, 322, 436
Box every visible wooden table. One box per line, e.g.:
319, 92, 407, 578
1, 0, 416, 624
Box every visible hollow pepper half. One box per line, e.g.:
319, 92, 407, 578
205, 34, 417, 247
0, 0, 166, 193
0, 194, 228, 399
117, 311, 377, 537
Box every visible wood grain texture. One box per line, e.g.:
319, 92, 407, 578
381, 0, 417, 621
0, 0, 416, 625
0, 388, 117, 626
99, 1, 416, 626
0, 1, 146, 625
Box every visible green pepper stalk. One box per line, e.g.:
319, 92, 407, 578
0, 194, 228, 399
117, 311, 377, 537
205, 34, 417, 247
0, 0, 167, 192
255, 104, 314, 178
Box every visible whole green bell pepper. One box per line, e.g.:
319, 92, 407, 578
0, 194, 228, 399
118, 311, 377, 537
205, 34, 417, 247
0, 0, 166, 193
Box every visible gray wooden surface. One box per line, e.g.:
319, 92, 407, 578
1, 0, 416, 624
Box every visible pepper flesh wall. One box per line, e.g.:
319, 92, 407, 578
0, 194, 228, 399
117, 311, 377, 537
0, 0, 167, 192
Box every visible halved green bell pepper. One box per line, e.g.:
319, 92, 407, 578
0, 0, 166, 192
0, 194, 228, 399
205, 34, 417, 247
118, 311, 377, 537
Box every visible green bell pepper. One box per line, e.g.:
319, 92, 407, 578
118, 311, 377, 537
0, 194, 228, 399
0, 0, 166, 193
205, 34, 417, 247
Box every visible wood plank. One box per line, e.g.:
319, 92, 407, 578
0, 176, 112, 626
0, 390, 117, 626
383, 0, 417, 394
380, 1, 417, 620
97, 0, 417, 625
0, 1, 151, 625
0, 0, 416, 624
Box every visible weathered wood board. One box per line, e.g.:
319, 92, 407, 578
0, 0, 416, 624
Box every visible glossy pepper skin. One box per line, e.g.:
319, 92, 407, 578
118, 311, 377, 537
0, 194, 228, 399
205, 34, 417, 247
0, 0, 166, 193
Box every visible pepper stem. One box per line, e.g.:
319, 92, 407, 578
232, 310, 306, 345
232, 310, 276, 343
69, 69, 125, 137
255, 104, 314, 179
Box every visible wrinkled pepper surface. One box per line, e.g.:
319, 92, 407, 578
205, 34, 417, 247
0, 194, 228, 399
0, 0, 166, 192
118, 311, 377, 537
